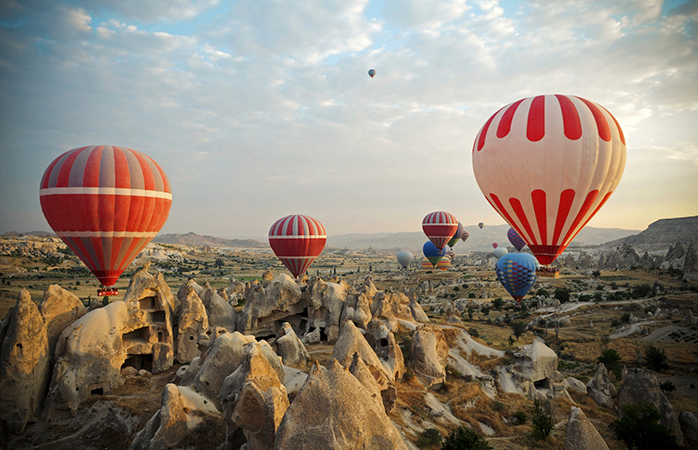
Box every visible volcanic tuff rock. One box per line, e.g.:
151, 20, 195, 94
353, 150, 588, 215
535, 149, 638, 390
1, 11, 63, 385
679, 411, 698, 449
563, 407, 609, 450
340, 292, 372, 329
618, 368, 683, 445
303, 279, 349, 343
586, 363, 616, 409
43, 265, 175, 419
175, 280, 209, 363
199, 282, 236, 332
274, 322, 310, 369
274, 360, 409, 450
0, 289, 50, 434
219, 342, 289, 450
238, 273, 304, 337
410, 325, 449, 390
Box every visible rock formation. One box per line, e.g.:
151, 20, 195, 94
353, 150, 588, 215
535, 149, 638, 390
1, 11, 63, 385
199, 282, 236, 331
44, 265, 175, 418
563, 406, 609, 450
410, 325, 449, 390
0, 289, 50, 434
679, 411, 698, 450
275, 322, 310, 369
238, 274, 304, 337
40, 284, 87, 361
586, 363, 615, 409
274, 360, 409, 450
175, 280, 209, 363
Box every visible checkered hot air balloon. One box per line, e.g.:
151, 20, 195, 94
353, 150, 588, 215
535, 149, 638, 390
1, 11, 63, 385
422, 211, 458, 250
268, 215, 326, 278
39, 146, 172, 288
507, 227, 526, 251
495, 253, 538, 302
473, 95, 626, 265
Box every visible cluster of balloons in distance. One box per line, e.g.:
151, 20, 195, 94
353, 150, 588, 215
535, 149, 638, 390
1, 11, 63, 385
474, 94, 627, 302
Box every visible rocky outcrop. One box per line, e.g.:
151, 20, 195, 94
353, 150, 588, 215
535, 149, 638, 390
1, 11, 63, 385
0, 289, 50, 434
219, 342, 289, 450
409, 294, 429, 322
445, 301, 462, 324
303, 279, 349, 343
175, 281, 209, 363
340, 292, 372, 330
679, 411, 698, 450
564, 377, 587, 394
618, 368, 683, 445
682, 244, 698, 282
43, 265, 175, 419
238, 274, 304, 337
199, 282, 236, 332
410, 325, 449, 390
274, 360, 409, 450
275, 322, 310, 369
39, 285, 87, 361
586, 363, 615, 409
563, 406, 609, 450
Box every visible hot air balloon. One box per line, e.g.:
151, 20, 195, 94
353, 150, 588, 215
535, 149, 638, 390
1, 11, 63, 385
423, 241, 445, 267
421, 257, 434, 269
40, 145, 172, 296
437, 257, 451, 271
507, 227, 526, 251
495, 253, 538, 302
397, 251, 413, 269
473, 94, 626, 266
447, 221, 464, 248
446, 249, 456, 261
268, 214, 326, 279
492, 242, 498, 249
478, 222, 484, 229
368, 69, 376, 78
461, 230, 470, 242
494, 247, 508, 258
422, 211, 458, 250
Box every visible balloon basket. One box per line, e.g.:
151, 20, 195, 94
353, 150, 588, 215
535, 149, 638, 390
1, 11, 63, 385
98, 287, 119, 297
536, 267, 560, 278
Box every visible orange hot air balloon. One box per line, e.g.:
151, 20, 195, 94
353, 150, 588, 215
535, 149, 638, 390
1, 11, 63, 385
40, 146, 172, 292
472, 95, 626, 265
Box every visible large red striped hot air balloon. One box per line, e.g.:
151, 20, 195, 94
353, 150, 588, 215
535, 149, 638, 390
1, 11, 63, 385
472, 95, 626, 265
422, 211, 458, 250
40, 145, 172, 293
268, 214, 326, 278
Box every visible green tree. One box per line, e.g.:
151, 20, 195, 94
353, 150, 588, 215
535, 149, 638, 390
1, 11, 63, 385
645, 345, 669, 372
441, 426, 493, 450
416, 428, 442, 448
554, 288, 571, 303
510, 321, 527, 341
609, 403, 682, 450
492, 297, 504, 311
467, 307, 474, 321
530, 399, 555, 440
598, 348, 623, 379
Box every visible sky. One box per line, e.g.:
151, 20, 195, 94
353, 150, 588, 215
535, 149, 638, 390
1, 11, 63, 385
1, 0, 696, 239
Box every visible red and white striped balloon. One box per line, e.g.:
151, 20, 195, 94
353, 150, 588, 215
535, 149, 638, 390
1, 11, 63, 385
472, 95, 626, 265
40, 145, 172, 287
268, 214, 326, 278
422, 211, 458, 250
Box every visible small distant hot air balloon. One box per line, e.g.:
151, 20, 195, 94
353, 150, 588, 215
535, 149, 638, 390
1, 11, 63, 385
495, 253, 538, 302
478, 222, 484, 229
494, 247, 508, 258
437, 257, 451, 271
422, 211, 458, 250
368, 69, 376, 78
40, 145, 172, 296
447, 222, 464, 248
423, 241, 445, 267
397, 251, 413, 269
268, 214, 326, 278
461, 231, 470, 242
472, 94, 626, 266
507, 227, 526, 251
446, 249, 456, 261
492, 242, 498, 249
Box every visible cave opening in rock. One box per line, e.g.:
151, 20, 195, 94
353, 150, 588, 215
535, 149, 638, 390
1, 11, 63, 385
122, 354, 154, 372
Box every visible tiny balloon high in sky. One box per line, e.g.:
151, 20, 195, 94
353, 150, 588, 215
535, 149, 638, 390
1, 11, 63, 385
472, 94, 626, 265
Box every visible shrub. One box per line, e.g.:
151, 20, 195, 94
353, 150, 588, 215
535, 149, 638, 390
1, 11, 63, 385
510, 321, 527, 341
598, 348, 622, 379
468, 327, 480, 338
631, 284, 653, 299
609, 403, 682, 450
530, 399, 554, 440
441, 426, 493, 450
416, 428, 442, 448
536, 288, 550, 297
620, 312, 631, 324
515, 410, 528, 424
492, 298, 504, 311
645, 345, 669, 372
659, 381, 676, 394
554, 288, 571, 303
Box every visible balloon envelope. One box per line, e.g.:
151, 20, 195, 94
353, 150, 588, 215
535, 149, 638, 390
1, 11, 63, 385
422, 211, 458, 250
368, 69, 376, 78
494, 247, 508, 258
447, 221, 464, 248
397, 251, 413, 269
461, 230, 470, 242
437, 257, 451, 271
492, 242, 498, 249
40, 145, 172, 287
268, 215, 326, 278
423, 240, 445, 267
507, 227, 526, 251
495, 253, 538, 302
421, 257, 434, 269
473, 94, 626, 265
478, 222, 484, 229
